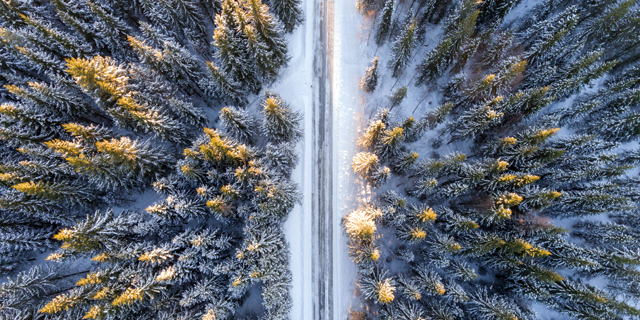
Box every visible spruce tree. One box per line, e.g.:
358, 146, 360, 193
269, 0, 303, 33
261, 92, 303, 144
389, 19, 417, 78
375, 0, 394, 46
360, 57, 379, 93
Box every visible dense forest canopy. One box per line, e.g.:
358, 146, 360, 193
0, 0, 303, 319
348, 0, 640, 319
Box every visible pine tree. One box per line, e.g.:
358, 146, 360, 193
213, 0, 260, 92
127, 35, 205, 91
390, 86, 408, 108
358, 119, 386, 150
269, 0, 303, 33
416, 38, 453, 86
220, 106, 258, 144
379, 126, 405, 159
358, 267, 395, 304
243, 0, 289, 81
360, 57, 379, 93
375, 0, 394, 46
389, 19, 417, 78
262, 92, 303, 144
265, 142, 299, 179
204, 61, 246, 105
352, 152, 380, 179
371, 166, 390, 187
598, 112, 640, 142
479, 0, 520, 25
467, 287, 522, 320
391, 152, 419, 174
450, 97, 504, 142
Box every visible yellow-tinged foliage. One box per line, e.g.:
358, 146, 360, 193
155, 266, 176, 282
196, 186, 208, 196
39, 293, 79, 314
377, 279, 395, 304
508, 238, 551, 258
344, 209, 377, 240
529, 127, 560, 145
45, 253, 63, 262
493, 159, 509, 172
496, 193, 523, 207
92, 253, 109, 263
202, 309, 217, 320
545, 190, 562, 200
221, 185, 238, 196
53, 228, 75, 242
11, 181, 42, 195
449, 243, 462, 252
370, 248, 380, 261
383, 127, 404, 146
200, 128, 235, 163
483, 74, 496, 84
183, 147, 199, 158
0, 173, 20, 183
111, 287, 144, 306
502, 137, 517, 145
138, 248, 173, 263
0, 103, 19, 116
65, 155, 92, 172
77, 272, 102, 286
206, 196, 233, 216
497, 174, 539, 187
62, 123, 96, 139
417, 207, 437, 223
435, 282, 446, 295
45, 139, 83, 156
65, 56, 128, 99
464, 220, 480, 230
352, 152, 379, 177
83, 305, 103, 319
494, 206, 512, 220
95, 137, 138, 162
410, 227, 427, 240
93, 287, 110, 300
146, 203, 168, 216
3, 84, 23, 96
232, 276, 242, 287
181, 164, 196, 175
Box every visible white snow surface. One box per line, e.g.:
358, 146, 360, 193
277, 0, 368, 317
332, 0, 368, 317
274, 0, 314, 317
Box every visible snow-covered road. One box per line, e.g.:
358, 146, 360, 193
278, 0, 367, 318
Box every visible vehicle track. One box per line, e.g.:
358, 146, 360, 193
312, 0, 334, 318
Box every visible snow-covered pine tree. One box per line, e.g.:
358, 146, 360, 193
375, 0, 394, 46
389, 19, 417, 78
268, 0, 303, 33
220, 106, 258, 144
360, 57, 380, 93
261, 92, 303, 144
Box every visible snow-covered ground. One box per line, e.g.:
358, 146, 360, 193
331, 0, 371, 317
